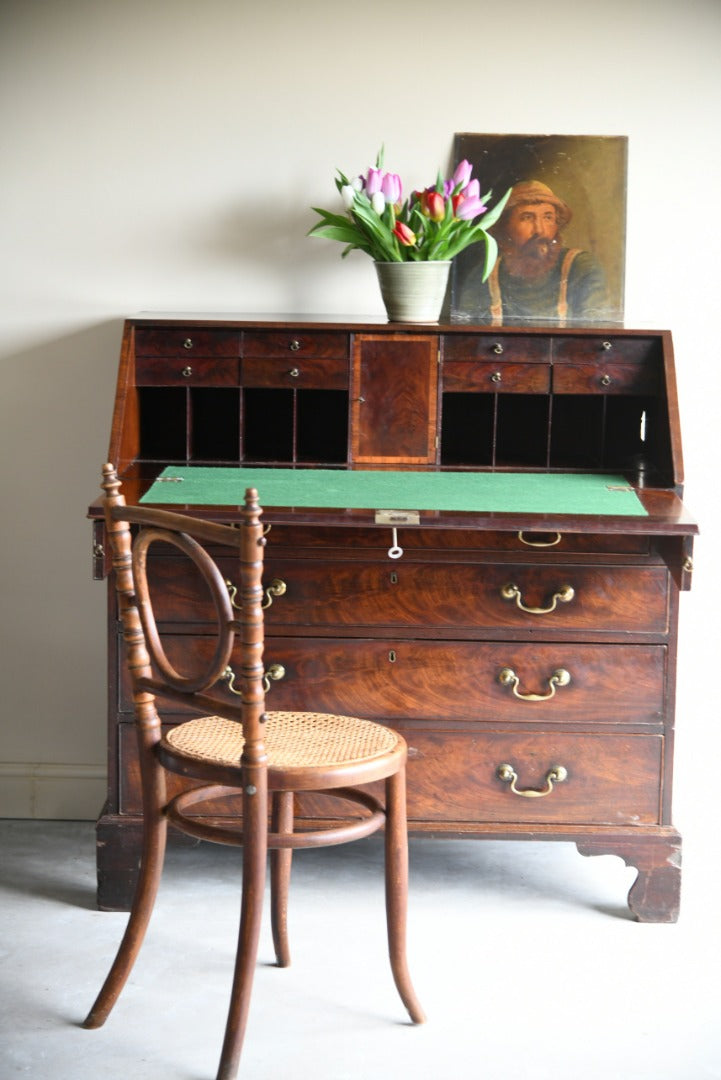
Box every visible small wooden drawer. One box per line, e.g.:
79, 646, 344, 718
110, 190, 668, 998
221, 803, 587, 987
401, 729, 663, 825
444, 334, 550, 363
135, 328, 241, 357
553, 362, 659, 395
552, 335, 659, 364
241, 355, 349, 389
243, 330, 349, 358
443, 360, 551, 394
135, 356, 240, 386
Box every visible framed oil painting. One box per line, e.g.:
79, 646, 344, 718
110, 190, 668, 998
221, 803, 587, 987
450, 133, 627, 327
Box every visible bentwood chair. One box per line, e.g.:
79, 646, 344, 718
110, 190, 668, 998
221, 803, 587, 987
83, 464, 424, 1080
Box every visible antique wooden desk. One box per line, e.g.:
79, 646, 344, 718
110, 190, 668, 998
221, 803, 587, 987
89, 315, 696, 920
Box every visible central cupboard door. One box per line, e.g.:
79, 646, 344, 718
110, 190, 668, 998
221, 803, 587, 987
351, 334, 439, 465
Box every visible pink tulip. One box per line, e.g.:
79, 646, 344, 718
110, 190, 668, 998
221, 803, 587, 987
381, 171, 402, 205
462, 178, 480, 199
452, 159, 473, 189
365, 167, 384, 196
454, 195, 487, 220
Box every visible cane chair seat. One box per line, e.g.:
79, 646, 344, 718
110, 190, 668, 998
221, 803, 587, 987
164, 711, 402, 771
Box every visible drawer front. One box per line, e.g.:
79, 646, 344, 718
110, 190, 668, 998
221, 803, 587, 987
144, 557, 669, 634
402, 729, 663, 825
118, 722, 662, 826
552, 335, 658, 364
243, 330, 349, 358
242, 355, 349, 389
263, 561, 668, 634
444, 334, 550, 362
442, 361, 551, 394
254, 640, 666, 725
119, 635, 666, 727
264, 525, 651, 556
135, 356, 240, 386
553, 362, 659, 395
135, 327, 241, 357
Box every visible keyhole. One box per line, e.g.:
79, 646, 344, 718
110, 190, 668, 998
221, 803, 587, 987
388, 650, 397, 663
390, 572, 398, 584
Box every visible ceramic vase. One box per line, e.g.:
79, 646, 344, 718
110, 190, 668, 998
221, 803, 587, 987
374, 260, 452, 323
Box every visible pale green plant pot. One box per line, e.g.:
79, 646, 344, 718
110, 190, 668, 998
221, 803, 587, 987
374, 260, 452, 323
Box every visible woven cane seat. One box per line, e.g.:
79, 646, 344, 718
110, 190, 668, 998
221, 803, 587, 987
164, 711, 401, 770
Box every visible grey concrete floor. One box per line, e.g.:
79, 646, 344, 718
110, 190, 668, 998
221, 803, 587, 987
1, 819, 719, 1079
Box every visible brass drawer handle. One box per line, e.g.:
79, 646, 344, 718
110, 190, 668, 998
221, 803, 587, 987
493, 343, 504, 355
288, 367, 300, 378
496, 763, 568, 798
223, 662, 286, 694
490, 371, 502, 383
500, 582, 575, 614
225, 577, 287, 610
517, 531, 561, 548
498, 666, 571, 701
183, 338, 194, 350
289, 339, 301, 351
600, 373, 613, 387
181, 365, 193, 378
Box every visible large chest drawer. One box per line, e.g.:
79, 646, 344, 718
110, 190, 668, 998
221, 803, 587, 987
256, 639, 666, 725
144, 557, 669, 636
119, 635, 666, 727
402, 729, 663, 825
118, 725, 662, 827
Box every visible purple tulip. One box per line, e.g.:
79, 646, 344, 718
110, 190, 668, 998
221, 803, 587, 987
462, 178, 480, 199
365, 167, 384, 196
381, 171, 402, 204
454, 195, 487, 220
452, 159, 473, 189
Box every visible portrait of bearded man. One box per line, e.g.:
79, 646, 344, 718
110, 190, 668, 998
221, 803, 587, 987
455, 179, 609, 326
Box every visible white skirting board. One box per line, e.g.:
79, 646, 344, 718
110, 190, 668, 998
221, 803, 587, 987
0, 763, 106, 819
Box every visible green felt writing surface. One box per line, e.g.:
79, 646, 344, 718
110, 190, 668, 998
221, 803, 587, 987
140, 467, 647, 517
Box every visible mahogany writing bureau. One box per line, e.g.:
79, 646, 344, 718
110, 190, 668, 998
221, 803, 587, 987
89, 315, 696, 920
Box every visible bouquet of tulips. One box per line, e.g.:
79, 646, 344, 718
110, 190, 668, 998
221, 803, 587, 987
309, 147, 510, 279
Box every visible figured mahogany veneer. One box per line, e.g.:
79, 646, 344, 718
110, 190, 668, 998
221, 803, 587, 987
90, 315, 696, 922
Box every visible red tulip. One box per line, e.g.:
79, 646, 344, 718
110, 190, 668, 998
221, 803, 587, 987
420, 189, 445, 221
393, 221, 416, 246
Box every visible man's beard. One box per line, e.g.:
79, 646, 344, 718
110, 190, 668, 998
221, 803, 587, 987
502, 235, 561, 280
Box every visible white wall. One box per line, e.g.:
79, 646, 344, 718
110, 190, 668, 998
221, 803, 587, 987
1, 0, 719, 822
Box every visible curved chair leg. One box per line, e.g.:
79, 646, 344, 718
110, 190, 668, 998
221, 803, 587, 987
83, 796, 167, 1028
384, 768, 425, 1025
270, 790, 294, 967
215, 778, 269, 1080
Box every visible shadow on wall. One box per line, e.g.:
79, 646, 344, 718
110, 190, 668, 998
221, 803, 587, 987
0, 319, 124, 760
